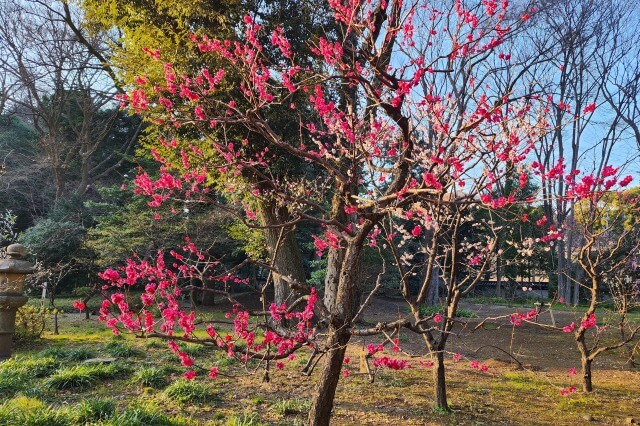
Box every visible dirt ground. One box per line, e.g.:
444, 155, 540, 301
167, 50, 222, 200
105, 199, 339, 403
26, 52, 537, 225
219, 292, 636, 372
358, 296, 634, 371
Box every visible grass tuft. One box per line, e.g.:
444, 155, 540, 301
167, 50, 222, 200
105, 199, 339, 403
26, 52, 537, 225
0, 369, 30, 397
0, 395, 72, 426
39, 346, 95, 362
430, 405, 452, 415
163, 379, 216, 404
43, 362, 130, 390
109, 402, 192, 426
180, 343, 209, 356
1, 356, 60, 378
43, 365, 97, 390
271, 398, 310, 415
419, 304, 478, 318
102, 341, 143, 358
226, 411, 265, 426
133, 367, 168, 388
145, 340, 165, 349
72, 398, 116, 423
556, 395, 598, 410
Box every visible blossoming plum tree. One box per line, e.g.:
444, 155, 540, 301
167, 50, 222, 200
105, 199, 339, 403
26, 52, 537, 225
502, 166, 639, 393
359, 1, 553, 409
566, 181, 640, 392
84, 0, 577, 423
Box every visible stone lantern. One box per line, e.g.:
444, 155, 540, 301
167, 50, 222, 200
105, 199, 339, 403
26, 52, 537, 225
0, 244, 34, 360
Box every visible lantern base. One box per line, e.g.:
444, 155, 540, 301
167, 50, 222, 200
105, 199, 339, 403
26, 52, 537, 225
0, 294, 28, 360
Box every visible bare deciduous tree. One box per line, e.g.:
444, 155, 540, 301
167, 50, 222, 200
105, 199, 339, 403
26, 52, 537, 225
528, 0, 640, 305
0, 1, 139, 201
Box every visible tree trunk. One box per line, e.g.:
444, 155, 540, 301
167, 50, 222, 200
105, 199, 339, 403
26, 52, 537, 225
49, 286, 56, 309
555, 247, 563, 303
572, 264, 584, 306
78, 137, 90, 197
433, 350, 449, 411
572, 281, 579, 306
201, 281, 216, 305
623, 342, 636, 369
557, 248, 568, 303
259, 200, 306, 305
426, 267, 440, 306
54, 311, 59, 335
581, 356, 593, 392
323, 246, 344, 312
496, 256, 503, 298
308, 239, 364, 425
576, 330, 594, 392
619, 320, 636, 369
307, 328, 350, 426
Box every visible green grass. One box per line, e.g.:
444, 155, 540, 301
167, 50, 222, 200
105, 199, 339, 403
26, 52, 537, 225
26, 297, 102, 314
7, 295, 640, 426
0, 396, 72, 426
163, 379, 217, 404
0, 369, 30, 397
43, 365, 98, 390
181, 342, 210, 356
110, 405, 179, 426
102, 341, 143, 358
0, 395, 194, 426
225, 411, 265, 426
419, 304, 479, 318
466, 295, 554, 307
39, 346, 95, 362
498, 371, 548, 392
73, 398, 116, 423
376, 373, 407, 388
430, 405, 451, 415
271, 398, 310, 415
145, 340, 166, 349
0, 355, 59, 398
110, 402, 194, 425
43, 362, 130, 390
133, 367, 168, 388
556, 394, 599, 410
18, 357, 60, 377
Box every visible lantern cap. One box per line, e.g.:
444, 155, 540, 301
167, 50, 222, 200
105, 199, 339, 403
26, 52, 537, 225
0, 244, 35, 274
6, 244, 27, 259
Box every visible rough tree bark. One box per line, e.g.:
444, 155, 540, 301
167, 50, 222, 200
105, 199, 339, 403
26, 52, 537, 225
260, 200, 306, 305
308, 234, 366, 426
433, 350, 448, 410
580, 355, 593, 393
306, 328, 351, 426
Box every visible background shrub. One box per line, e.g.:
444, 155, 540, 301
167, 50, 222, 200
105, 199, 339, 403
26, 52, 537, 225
14, 305, 50, 343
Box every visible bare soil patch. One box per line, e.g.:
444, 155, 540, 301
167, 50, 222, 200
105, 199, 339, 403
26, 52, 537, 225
356, 296, 633, 371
